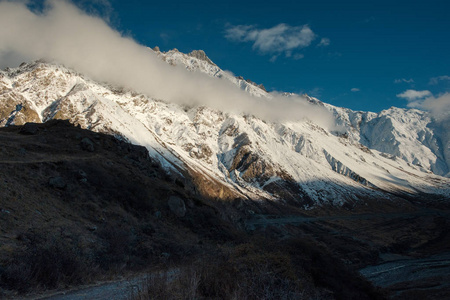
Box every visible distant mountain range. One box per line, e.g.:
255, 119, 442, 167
1, 48, 448, 206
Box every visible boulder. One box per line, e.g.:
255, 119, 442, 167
49, 177, 66, 189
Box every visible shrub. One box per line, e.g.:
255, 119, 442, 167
0, 232, 90, 292
130, 237, 385, 300
131, 242, 309, 300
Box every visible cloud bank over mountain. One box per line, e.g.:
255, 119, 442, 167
0, 0, 336, 130
396, 89, 449, 121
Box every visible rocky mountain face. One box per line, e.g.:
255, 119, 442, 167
0, 49, 448, 207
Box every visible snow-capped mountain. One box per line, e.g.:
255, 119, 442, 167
0, 49, 448, 206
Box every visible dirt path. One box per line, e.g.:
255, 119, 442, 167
32, 276, 145, 300
359, 252, 450, 297
360, 252, 450, 287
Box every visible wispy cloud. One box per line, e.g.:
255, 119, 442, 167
308, 87, 323, 98
396, 89, 432, 101
350, 88, 360, 92
397, 89, 449, 120
317, 38, 330, 47
406, 93, 450, 121
394, 78, 414, 84
429, 75, 450, 85
364, 16, 376, 23
327, 52, 342, 58
159, 32, 170, 43
0, 0, 337, 130
225, 23, 316, 59
73, 0, 115, 23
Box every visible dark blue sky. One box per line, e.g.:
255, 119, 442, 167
63, 0, 450, 112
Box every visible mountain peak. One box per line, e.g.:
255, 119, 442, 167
188, 50, 216, 66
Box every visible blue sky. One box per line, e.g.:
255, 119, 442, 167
29, 0, 450, 113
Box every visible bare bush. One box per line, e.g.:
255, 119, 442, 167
0, 232, 91, 292
130, 267, 200, 300
130, 245, 309, 300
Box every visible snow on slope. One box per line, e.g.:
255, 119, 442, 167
0, 51, 449, 206
326, 103, 449, 178
156, 48, 269, 98
156, 48, 449, 179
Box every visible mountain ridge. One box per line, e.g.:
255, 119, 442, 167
0, 49, 448, 207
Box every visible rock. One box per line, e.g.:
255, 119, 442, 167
185, 198, 195, 208
168, 196, 186, 217
233, 198, 244, 209
49, 176, 66, 189
19, 122, 39, 135
188, 50, 216, 66
87, 225, 97, 232
76, 170, 87, 179
80, 137, 95, 152
258, 84, 267, 92
153, 46, 160, 52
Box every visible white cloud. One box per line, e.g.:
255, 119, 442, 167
224, 25, 253, 41
269, 55, 278, 62
429, 75, 450, 85
225, 23, 316, 59
396, 89, 432, 101
317, 38, 330, 47
351, 88, 360, 92
397, 89, 450, 120
394, 78, 414, 84
0, 0, 337, 130
407, 93, 450, 121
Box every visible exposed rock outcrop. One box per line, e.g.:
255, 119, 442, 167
188, 50, 216, 66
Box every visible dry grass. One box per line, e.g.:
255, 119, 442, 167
130, 238, 385, 300
1, 231, 92, 292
